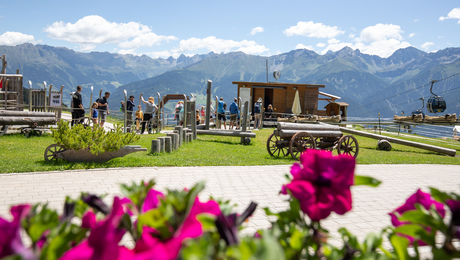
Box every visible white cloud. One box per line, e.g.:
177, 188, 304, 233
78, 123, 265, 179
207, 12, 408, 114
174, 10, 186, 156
319, 24, 412, 57
0, 31, 35, 46
348, 33, 355, 38
356, 23, 403, 42
283, 21, 345, 38
250, 27, 264, 35
78, 44, 96, 52
439, 8, 460, 23
295, 44, 313, 50
409, 33, 415, 38
316, 43, 326, 47
414, 19, 419, 22
117, 49, 137, 55
421, 42, 434, 50
44, 15, 176, 51
172, 36, 268, 55
119, 32, 177, 48
145, 51, 173, 59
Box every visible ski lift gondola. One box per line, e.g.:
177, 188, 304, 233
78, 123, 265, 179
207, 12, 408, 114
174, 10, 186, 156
426, 79, 446, 114
411, 97, 425, 117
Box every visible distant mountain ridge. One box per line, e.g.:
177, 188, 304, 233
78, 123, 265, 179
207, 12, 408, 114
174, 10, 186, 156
1, 43, 460, 118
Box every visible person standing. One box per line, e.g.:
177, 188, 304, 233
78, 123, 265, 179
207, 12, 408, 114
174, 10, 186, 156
254, 97, 263, 129
200, 106, 205, 124
97, 92, 110, 128
174, 101, 183, 126
265, 104, 273, 120
71, 85, 84, 126
217, 97, 225, 129
91, 102, 98, 130
126, 95, 135, 129
140, 96, 158, 134
229, 98, 238, 130
135, 105, 144, 133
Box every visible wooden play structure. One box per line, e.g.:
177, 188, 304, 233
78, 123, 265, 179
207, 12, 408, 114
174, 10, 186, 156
0, 55, 63, 136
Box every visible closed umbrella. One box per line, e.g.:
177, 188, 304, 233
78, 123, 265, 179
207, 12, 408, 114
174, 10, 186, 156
291, 90, 302, 116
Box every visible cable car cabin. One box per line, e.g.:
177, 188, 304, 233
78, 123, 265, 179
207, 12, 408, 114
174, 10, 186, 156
427, 96, 446, 114
233, 81, 346, 120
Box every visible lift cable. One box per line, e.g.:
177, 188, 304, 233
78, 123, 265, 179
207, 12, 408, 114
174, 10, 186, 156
355, 85, 460, 117
349, 71, 460, 112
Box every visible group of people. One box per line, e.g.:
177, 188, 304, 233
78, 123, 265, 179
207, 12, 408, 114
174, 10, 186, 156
70, 86, 109, 129
120, 95, 158, 134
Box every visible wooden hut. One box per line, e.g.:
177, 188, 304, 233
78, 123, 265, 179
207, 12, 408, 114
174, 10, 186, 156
233, 81, 325, 116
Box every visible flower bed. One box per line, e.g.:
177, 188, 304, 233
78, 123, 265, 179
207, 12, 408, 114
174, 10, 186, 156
1, 149, 459, 259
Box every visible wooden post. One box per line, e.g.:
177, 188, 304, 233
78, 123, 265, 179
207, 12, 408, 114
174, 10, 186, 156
123, 90, 127, 133
151, 139, 160, 153
175, 126, 183, 147
191, 101, 197, 140
157, 137, 165, 153
164, 137, 172, 153
166, 133, 176, 151
1, 54, 6, 74
205, 80, 212, 130
183, 129, 188, 144
241, 101, 249, 144
156, 92, 161, 133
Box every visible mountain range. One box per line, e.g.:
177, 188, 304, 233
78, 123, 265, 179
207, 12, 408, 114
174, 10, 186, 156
1, 43, 460, 118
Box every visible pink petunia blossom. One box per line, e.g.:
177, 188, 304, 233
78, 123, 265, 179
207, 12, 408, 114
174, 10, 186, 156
389, 189, 446, 245
281, 149, 355, 221
142, 189, 164, 213
0, 204, 34, 259
133, 197, 221, 260
81, 211, 97, 229
60, 197, 132, 260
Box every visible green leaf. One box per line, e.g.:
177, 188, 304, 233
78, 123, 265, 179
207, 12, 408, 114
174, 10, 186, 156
363, 232, 382, 253
390, 235, 410, 260
394, 224, 435, 246
289, 229, 303, 251
197, 213, 217, 232
399, 210, 443, 230
137, 209, 171, 239
429, 187, 452, 203
24, 204, 60, 243
354, 175, 381, 187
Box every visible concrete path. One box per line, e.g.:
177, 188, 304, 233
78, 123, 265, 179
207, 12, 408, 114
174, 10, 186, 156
1, 164, 459, 250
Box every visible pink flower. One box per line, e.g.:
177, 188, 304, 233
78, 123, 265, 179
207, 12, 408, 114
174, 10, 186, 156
142, 189, 164, 213
0, 204, 34, 259
446, 199, 460, 238
81, 211, 97, 229
281, 149, 355, 221
60, 197, 132, 260
134, 197, 221, 259
389, 189, 446, 245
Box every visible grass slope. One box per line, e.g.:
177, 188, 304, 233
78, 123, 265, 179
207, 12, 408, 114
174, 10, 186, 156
1, 128, 459, 174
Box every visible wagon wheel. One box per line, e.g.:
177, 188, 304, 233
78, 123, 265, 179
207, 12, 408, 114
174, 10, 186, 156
289, 132, 316, 161
337, 135, 359, 158
0, 125, 9, 137
44, 144, 66, 162
82, 117, 92, 129
266, 133, 290, 157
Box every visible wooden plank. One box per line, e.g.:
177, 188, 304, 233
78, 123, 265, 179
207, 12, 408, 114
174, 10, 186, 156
339, 127, 457, 157
0, 110, 56, 117
0, 116, 56, 125
277, 122, 340, 131
279, 129, 342, 138
197, 129, 256, 138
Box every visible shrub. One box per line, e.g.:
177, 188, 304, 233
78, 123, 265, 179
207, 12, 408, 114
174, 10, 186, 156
51, 120, 140, 155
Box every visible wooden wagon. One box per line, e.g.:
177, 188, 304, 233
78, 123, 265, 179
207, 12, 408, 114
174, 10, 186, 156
266, 122, 359, 160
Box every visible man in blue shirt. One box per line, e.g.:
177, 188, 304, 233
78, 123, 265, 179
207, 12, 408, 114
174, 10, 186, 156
217, 97, 226, 129
229, 98, 238, 130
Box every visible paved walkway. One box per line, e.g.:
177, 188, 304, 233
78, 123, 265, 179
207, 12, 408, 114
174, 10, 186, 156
1, 164, 459, 249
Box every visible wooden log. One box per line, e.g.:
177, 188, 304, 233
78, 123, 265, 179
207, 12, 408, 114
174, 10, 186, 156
197, 130, 256, 138
187, 133, 192, 142
175, 126, 183, 147
241, 101, 249, 144
0, 117, 56, 125
156, 137, 165, 153
0, 110, 55, 117
377, 139, 392, 151
164, 137, 172, 153
183, 129, 187, 144
278, 129, 343, 138
340, 127, 457, 157
277, 122, 339, 131
151, 139, 160, 153
173, 133, 179, 150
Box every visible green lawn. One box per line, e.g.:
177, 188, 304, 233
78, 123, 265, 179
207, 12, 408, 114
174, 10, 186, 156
1, 128, 459, 174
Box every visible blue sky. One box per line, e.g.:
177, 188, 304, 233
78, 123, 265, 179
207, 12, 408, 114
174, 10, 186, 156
1, 0, 459, 59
